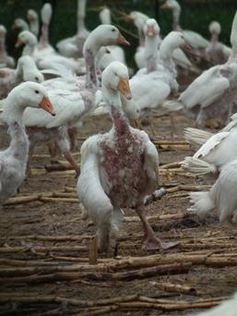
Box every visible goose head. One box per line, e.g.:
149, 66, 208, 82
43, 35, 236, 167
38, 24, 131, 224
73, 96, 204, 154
99, 7, 112, 25
102, 61, 132, 100
160, 0, 180, 12
129, 11, 149, 30
15, 31, 37, 48
17, 56, 44, 83
12, 18, 29, 31
27, 9, 38, 22
41, 3, 52, 25
209, 21, 221, 36
143, 19, 160, 37
83, 25, 129, 57
9, 82, 55, 115
162, 31, 191, 53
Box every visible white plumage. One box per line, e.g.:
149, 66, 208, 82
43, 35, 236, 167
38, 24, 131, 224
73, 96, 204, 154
0, 82, 54, 204
78, 61, 178, 253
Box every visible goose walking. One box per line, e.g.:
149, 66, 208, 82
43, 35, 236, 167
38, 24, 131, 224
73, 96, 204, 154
77, 61, 179, 253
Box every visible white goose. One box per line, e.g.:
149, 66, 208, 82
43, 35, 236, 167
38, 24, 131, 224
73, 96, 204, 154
0, 55, 44, 100
77, 61, 178, 253
0, 25, 14, 68
129, 20, 190, 117
27, 9, 40, 38
22, 25, 130, 175
0, 82, 54, 204
57, 0, 89, 58
171, 10, 237, 129
16, 30, 84, 75
161, 0, 209, 59
12, 18, 29, 32
99, 7, 126, 65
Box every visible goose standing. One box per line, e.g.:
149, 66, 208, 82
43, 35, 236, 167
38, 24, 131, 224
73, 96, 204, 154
78, 61, 178, 252
169, 11, 237, 128
205, 21, 231, 65
22, 25, 130, 175
0, 82, 54, 204
0, 25, 14, 68
161, 0, 209, 59
57, 0, 89, 58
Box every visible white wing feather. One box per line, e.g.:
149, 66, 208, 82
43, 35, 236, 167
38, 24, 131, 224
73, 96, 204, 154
193, 131, 230, 159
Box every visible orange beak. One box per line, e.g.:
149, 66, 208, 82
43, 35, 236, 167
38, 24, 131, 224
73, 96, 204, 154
117, 33, 130, 46
39, 96, 55, 116
15, 38, 24, 48
118, 79, 132, 100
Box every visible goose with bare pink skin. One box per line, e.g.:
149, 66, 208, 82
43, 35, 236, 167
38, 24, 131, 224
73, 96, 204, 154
77, 61, 179, 253
0, 82, 55, 205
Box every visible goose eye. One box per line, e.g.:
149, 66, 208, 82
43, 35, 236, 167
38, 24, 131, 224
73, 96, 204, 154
35, 90, 39, 94
111, 28, 116, 32
35, 77, 39, 82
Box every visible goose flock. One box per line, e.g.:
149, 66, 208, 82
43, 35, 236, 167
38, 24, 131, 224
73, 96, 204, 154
0, 1, 237, 314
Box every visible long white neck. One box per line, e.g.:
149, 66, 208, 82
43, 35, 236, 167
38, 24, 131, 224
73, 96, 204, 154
144, 35, 159, 72
172, 3, 181, 31
22, 39, 36, 56
103, 86, 130, 135
7, 122, 29, 164
160, 38, 176, 63
29, 19, 39, 37
0, 36, 6, 58
77, 0, 87, 33
39, 24, 49, 48
3, 93, 26, 126
100, 9, 112, 25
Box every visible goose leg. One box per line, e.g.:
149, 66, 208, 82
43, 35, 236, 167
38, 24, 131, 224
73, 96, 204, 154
136, 205, 179, 250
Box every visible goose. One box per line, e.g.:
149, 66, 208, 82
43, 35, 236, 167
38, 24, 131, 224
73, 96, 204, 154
129, 20, 191, 119
22, 25, 130, 175
161, 0, 209, 59
189, 159, 237, 224
57, 0, 89, 58
0, 55, 44, 100
0, 82, 54, 204
181, 113, 237, 176
27, 9, 40, 38
0, 25, 14, 68
16, 30, 84, 75
205, 21, 231, 65
166, 11, 237, 129
128, 11, 194, 72
77, 61, 179, 253
12, 18, 29, 32
99, 7, 126, 65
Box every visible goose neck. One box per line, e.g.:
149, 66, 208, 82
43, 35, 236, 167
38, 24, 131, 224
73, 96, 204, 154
144, 35, 159, 72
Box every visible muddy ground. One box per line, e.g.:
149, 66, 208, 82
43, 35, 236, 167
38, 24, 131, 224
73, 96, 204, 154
0, 100, 237, 316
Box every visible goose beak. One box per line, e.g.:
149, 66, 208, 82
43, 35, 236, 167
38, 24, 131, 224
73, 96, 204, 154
117, 33, 130, 46
118, 79, 132, 100
15, 38, 24, 48
39, 96, 56, 116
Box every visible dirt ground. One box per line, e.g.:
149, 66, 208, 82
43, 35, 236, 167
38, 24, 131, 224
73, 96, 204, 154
0, 98, 237, 315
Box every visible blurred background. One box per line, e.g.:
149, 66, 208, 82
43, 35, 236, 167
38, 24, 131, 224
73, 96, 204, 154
0, 0, 236, 67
